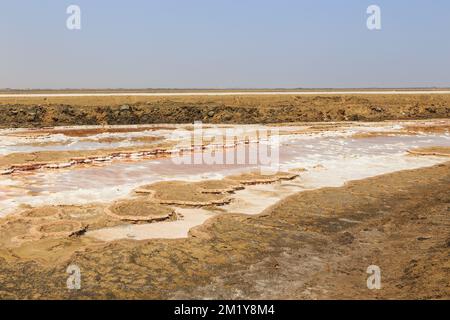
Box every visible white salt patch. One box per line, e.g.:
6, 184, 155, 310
87, 208, 215, 241
1, 120, 449, 231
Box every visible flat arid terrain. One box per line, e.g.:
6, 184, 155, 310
1, 92, 449, 127
0, 92, 449, 299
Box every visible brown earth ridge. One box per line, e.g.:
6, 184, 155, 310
1, 94, 449, 127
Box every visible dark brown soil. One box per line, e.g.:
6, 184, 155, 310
1, 94, 449, 127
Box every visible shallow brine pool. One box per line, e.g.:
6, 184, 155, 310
0, 120, 449, 240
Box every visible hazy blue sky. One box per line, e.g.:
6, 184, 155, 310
1, 0, 450, 89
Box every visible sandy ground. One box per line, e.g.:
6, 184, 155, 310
0, 162, 449, 299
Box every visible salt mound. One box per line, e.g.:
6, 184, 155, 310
407, 146, 450, 157
22, 206, 61, 219
226, 171, 299, 185
32, 220, 86, 239
195, 180, 244, 194
107, 199, 176, 222
135, 181, 232, 207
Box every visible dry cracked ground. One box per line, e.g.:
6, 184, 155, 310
0, 95, 449, 300
0, 162, 449, 299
